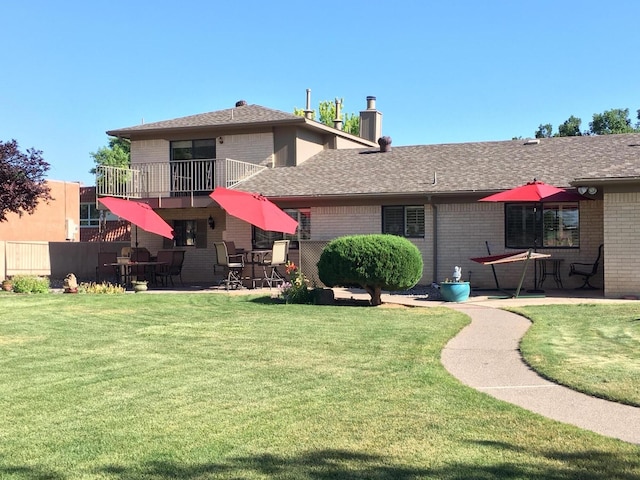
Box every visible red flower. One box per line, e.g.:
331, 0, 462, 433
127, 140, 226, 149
285, 261, 297, 274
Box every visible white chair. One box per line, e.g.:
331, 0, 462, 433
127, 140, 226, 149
214, 242, 244, 290
259, 240, 289, 288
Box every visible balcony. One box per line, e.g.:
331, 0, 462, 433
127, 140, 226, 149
96, 158, 267, 201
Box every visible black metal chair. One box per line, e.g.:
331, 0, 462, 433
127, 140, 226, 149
569, 244, 603, 289
155, 250, 185, 287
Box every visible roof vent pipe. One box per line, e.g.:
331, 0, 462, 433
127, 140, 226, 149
366, 96, 376, 110
378, 136, 392, 152
304, 88, 313, 119
333, 98, 343, 130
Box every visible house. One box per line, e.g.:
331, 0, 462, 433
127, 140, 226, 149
101, 95, 640, 298
79, 186, 130, 242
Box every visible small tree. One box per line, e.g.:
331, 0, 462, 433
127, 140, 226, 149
0, 139, 52, 222
294, 99, 360, 136
317, 234, 423, 306
89, 136, 130, 175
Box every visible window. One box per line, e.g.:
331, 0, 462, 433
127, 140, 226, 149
173, 220, 197, 247
382, 206, 425, 238
252, 208, 310, 249
170, 139, 216, 196
505, 203, 579, 249
80, 203, 100, 227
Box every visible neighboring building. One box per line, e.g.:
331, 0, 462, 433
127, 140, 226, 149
79, 187, 130, 242
100, 95, 640, 298
0, 180, 80, 242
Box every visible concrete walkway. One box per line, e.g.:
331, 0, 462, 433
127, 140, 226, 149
441, 303, 640, 445
331, 288, 640, 444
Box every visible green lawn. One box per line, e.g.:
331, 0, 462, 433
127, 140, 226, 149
0, 293, 638, 479
513, 303, 640, 407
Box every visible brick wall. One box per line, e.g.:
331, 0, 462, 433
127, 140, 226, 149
604, 192, 640, 297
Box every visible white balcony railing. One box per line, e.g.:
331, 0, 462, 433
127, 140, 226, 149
96, 158, 267, 199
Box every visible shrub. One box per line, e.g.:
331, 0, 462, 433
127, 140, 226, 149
78, 282, 126, 294
12, 275, 50, 294
317, 234, 423, 305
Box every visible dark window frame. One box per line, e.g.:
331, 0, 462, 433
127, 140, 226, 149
382, 205, 425, 238
504, 202, 580, 249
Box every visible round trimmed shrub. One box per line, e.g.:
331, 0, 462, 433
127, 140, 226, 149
317, 234, 423, 305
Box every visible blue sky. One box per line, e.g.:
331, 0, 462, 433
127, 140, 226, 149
2, 1, 639, 186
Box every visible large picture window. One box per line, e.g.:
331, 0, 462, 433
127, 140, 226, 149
252, 208, 310, 249
505, 203, 579, 249
382, 206, 425, 238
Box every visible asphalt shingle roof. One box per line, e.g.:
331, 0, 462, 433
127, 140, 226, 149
107, 104, 302, 135
237, 134, 640, 198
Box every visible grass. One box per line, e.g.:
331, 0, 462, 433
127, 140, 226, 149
0, 293, 638, 479
513, 303, 640, 407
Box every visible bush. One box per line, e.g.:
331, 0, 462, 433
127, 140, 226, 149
12, 275, 50, 294
78, 282, 126, 294
317, 234, 423, 305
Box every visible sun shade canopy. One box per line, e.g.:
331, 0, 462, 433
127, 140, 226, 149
98, 197, 174, 240
209, 187, 298, 235
479, 180, 583, 203
470, 250, 551, 265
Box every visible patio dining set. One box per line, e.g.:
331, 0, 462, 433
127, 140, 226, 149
214, 239, 290, 290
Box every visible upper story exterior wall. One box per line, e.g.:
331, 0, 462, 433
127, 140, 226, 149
0, 180, 80, 242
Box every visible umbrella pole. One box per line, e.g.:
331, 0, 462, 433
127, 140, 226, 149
135, 225, 139, 248
528, 203, 544, 294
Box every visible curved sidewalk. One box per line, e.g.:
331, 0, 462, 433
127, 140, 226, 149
440, 303, 640, 445
358, 290, 640, 445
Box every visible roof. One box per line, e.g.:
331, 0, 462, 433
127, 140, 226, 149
107, 104, 305, 135
236, 133, 640, 198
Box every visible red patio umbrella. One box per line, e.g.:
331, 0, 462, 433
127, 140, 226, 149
98, 197, 174, 246
478, 180, 582, 293
478, 180, 583, 203
209, 187, 298, 235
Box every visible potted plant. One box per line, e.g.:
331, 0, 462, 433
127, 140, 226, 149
439, 266, 471, 302
132, 280, 148, 292
1, 278, 13, 292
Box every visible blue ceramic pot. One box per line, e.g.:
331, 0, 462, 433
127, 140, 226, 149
440, 282, 470, 302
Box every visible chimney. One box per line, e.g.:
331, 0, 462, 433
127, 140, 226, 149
333, 98, 343, 130
303, 88, 313, 119
378, 136, 392, 153
359, 95, 382, 142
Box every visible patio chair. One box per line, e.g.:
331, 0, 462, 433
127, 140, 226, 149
96, 251, 117, 283
156, 250, 185, 287
569, 244, 603, 289
259, 240, 289, 288
214, 242, 244, 290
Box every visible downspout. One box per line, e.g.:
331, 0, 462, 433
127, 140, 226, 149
427, 195, 438, 283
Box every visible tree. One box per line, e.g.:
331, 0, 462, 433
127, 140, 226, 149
89, 136, 130, 174
589, 108, 637, 135
0, 139, 52, 222
294, 99, 360, 136
557, 115, 583, 137
317, 234, 423, 306
534, 124, 553, 138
